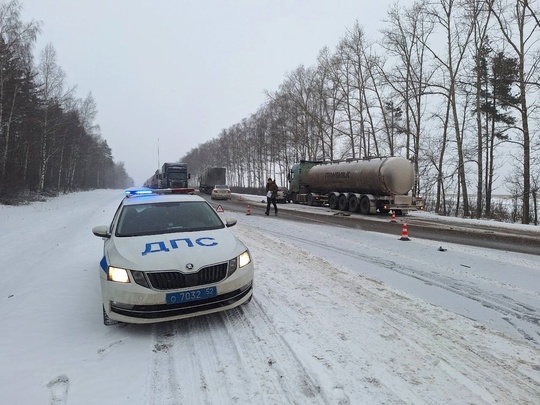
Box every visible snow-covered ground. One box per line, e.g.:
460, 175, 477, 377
1, 189, 539, 404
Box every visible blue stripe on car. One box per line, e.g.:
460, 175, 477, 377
100, 256, 108, 273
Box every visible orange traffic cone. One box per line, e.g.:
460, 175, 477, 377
238, 195, 243, 201
399, 223, 410, 241
246, 205, 251, 215
390, 211, 396, 222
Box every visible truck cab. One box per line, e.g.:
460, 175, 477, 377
162, 163, 190, 188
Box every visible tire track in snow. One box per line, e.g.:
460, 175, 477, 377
221, 301, 334, 405
146, 313, 257, 404
145, 323, 183, 405
270, 228, 540, 345
232, 222, 540, 403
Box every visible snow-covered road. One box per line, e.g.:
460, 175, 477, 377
1, 190, 539, 404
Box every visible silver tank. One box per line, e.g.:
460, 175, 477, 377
306, 157, 414, 195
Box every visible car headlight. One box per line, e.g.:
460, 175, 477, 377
239, 250, 251, 268
108, 266, 130, 283
228, 250, 251, 276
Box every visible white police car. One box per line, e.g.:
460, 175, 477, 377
92, 188, 254, 325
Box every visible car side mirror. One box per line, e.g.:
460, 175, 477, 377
92, 225, 110, 238
225, 218, 237, 228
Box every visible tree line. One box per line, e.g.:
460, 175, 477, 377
0, 0, 131, 203
182, 0, 540, 225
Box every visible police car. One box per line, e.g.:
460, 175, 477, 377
92, 188, 254, 325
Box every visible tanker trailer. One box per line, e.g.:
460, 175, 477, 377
288, 157, 417, 215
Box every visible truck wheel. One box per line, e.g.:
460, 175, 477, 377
338, 194, 349, 211
328, 194, 339, 210
349, 195, 360, 212
290, 193, 299, 204
359, 196, 371, 215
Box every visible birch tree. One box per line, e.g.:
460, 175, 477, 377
381, 0, 434, 196
488, 0, 540, 224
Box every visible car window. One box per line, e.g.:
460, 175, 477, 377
116, 201, 224, 236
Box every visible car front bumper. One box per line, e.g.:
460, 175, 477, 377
101, 264, 254, 324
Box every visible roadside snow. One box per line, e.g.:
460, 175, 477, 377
1, 190, 539, 404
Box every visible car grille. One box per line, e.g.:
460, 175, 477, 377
143, 263, 228, 290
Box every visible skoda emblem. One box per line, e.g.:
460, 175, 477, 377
185, 263, 194, 270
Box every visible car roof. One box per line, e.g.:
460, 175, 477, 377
122, 192, 206, 207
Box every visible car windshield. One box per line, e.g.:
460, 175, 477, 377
115, 201, 224, 236
215, 185, 229, 189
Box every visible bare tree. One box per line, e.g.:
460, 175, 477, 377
488, 0, 540, 224
422, 0, 476, 217
337, 21, 384, 158
35, 43, 67, 192
381, 0, 435, 196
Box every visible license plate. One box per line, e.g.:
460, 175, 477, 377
166, 287, 217, 304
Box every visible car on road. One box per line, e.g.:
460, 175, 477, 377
276, 186, 291, 203
211, 184, 232, 200
92, 188, 254, 325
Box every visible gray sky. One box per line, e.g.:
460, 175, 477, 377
21, 0, 393, 186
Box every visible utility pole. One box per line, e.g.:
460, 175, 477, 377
157, 138, 160, 170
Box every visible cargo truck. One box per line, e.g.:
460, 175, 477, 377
199, 167, 227, 194
288, 157, 419, 215
143, 163, 194, 193
161, 162, 191, 189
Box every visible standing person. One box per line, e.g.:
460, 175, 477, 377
265, 177, 278, 216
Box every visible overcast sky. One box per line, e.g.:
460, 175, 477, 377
20, 0, 393, 186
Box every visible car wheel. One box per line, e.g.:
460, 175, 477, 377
103, 305, 119, 326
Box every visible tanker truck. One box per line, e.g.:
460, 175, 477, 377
288, 157, 418, 215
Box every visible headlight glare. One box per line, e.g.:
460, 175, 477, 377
108, 266, 130, 283
239, 250, 251, 268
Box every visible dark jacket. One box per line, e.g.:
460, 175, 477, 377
266, 181, 278, 199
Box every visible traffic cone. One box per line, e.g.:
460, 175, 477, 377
390, 211, 396, 222
246, 205, 251, 215
399, 223, 410, 241
238, 195, 243, 201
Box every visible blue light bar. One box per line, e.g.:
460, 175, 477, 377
124, 187, 155, 196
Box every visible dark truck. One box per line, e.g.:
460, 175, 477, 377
161, 162, 191, 189
143, 162, 194, 193
199, 167, 226, 194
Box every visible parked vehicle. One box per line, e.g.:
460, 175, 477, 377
161, 162, 191, 189
276, 186, 290, 203
143, 162, 194, 193
92, 188, 254, 325
199, 167, 226, 194
211, 185, 232, 200
288, 157, 419, 215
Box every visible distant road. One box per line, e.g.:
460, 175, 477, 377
204, 194, 540, 256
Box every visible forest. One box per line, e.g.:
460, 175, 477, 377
0, 0, 132, 204
2, 0, 539, 225
181, 0, 540, 225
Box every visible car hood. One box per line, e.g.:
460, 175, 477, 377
105, 228, 246, 271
